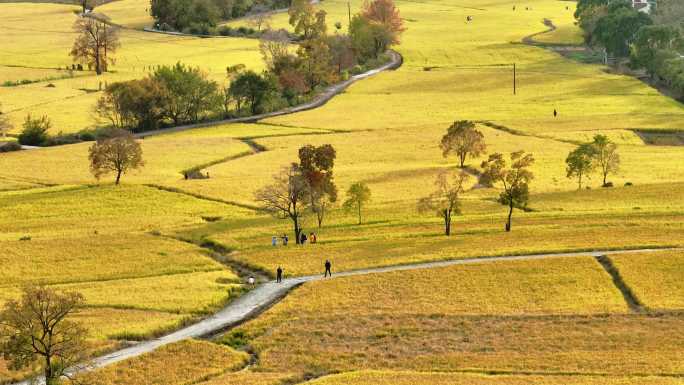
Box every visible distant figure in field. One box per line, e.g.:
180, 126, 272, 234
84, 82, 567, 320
324, 260, 332, 277
272, 236, 278, 246
513, 5, 516, 10
276, 267, 283, 283
248, 276, 255, 286
282, 234, 289, 246
310, 232, 317, 244
554, 109, 558, 117
466, 16, 472, 22
300, 232, 307, 244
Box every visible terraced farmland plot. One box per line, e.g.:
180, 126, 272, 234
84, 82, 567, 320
228, 258, 684, 376
0, 2, 263, 134
79, 340, 249, 385
307, 371, 684, 385
611, 250, 684, 311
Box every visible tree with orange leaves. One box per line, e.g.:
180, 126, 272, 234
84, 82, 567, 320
361, 0, 405, 45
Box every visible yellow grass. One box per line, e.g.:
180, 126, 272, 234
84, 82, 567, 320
308, 371, 684, 385
0, 2, 262, 134
611, 250, 684, 310
259, 256, 629, 316
57, 270, 241, 314
80, 339, 249, 385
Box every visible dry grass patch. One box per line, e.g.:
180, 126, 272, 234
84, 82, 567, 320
80, 339, 249, 385
308, 371, 684, 385
611, 250, 684, 310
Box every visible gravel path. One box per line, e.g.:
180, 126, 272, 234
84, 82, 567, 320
11, 247, 672, 385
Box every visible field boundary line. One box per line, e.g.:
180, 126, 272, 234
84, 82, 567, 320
10, 246, 679, 385
594, 255, 648, 313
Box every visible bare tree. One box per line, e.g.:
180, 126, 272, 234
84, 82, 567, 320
248, 2, 273, 32
70, 16, 120, 75
259, 29, 291, 70
440, 120, 486, 168
418, 170, 469, 236
480, 151, 535, 232
88, 129, 144, 184
255, 164, 310, 244
0, 102, 12, 138
0, 285, 87, 385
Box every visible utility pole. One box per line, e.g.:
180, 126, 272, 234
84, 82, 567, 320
513, 63, 517, 95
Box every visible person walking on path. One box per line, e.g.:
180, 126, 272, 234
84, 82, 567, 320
310, 232, 317, 244
324, 260, 332, 277
276, 266, 283, 283
300, 232, 307, 244
272, 236, 278, 246
282, 234, 289, 246
553, 109, 558, 117
248, 276, 255, 286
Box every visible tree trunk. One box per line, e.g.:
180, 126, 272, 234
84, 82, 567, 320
444, 210, 451, 236
115, 169, 122, 185
44, 354, 53, 385
459, 153, 466, 168
357, 202, 362, 225
602, 170, 607, 186
293, 215, 301, 245
95, 47, 102, 75
578, 173, 583, 190
506, 203, 513, 232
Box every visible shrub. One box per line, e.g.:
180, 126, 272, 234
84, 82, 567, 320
0, 141, 22, 152
624, 182, 633, 186
18, 114, 51, 146
603, 181, 614, 188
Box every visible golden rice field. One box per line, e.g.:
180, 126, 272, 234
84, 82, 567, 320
0, 2, 262, 134
80, 340, 249, 385
1, 0, 684, 383
225, 258, 684, 377
611, 250, 684, 311
307, 371, 684, 385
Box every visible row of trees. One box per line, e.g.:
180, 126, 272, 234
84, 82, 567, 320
565, 134, 620, 189
97, 0, 404, 133
150, 0, 286, 33
576, 0, 684, 97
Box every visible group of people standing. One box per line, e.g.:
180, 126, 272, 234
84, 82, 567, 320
272, 232, 318, 246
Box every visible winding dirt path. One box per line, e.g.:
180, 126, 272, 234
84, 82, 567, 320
12, 246, 673, 385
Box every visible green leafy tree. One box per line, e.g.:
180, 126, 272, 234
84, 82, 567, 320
0, 285, 86, 385
565, 143, 596, 190
349, 13, 393, 60
592, 3, 653, 57
18, 114, 50, 146
229, 70, 277, 114
440, 120, 486, 168
343, 182, 371, 225
89, 129, 145, 184
153, 63, 220, 125
418, 170, 469, 236
590, 134, 620, 186
480, 151, 535, 232
631, 25, 683, 77
95, 78, 168, 132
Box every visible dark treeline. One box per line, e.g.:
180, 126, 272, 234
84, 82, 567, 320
150, 0, 288, 34
96, 0, 404, 133
576, 0, 684, 98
